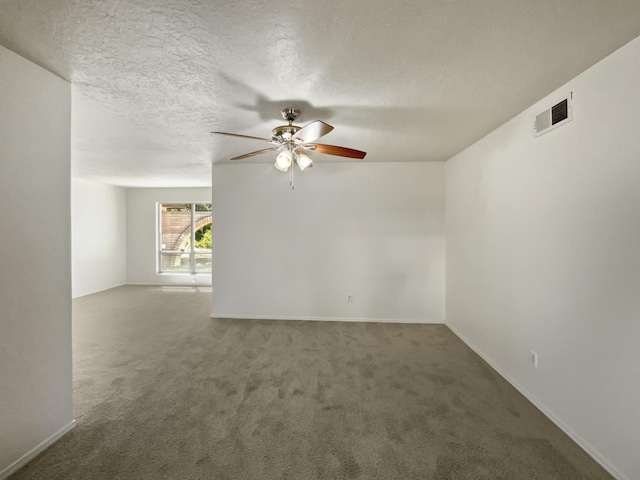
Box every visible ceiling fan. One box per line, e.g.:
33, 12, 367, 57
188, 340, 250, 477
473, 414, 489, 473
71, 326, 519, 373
212, 107, 366, 174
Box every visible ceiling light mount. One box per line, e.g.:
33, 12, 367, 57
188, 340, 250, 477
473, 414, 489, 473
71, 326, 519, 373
280, 107, 300, 124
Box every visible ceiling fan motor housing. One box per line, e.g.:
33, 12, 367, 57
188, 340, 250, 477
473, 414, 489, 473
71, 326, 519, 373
271, 124, 301, 143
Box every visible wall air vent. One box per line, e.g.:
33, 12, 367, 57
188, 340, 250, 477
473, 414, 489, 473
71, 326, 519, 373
534, 92, 573, 137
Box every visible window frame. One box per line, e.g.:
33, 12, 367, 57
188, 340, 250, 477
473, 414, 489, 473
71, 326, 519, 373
157, 202, 212, 274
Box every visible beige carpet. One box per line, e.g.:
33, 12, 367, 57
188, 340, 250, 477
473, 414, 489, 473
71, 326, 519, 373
11, 285, 610, 479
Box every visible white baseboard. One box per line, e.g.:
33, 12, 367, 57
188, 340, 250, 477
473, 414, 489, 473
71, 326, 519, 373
211, 313, 443, 324
445, 321, 629, 480
127, 280, 212, 287
72, 281, 127, 299
0, 419, 77, 480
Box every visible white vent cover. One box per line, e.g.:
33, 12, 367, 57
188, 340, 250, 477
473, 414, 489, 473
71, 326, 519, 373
534, 92, 573, 137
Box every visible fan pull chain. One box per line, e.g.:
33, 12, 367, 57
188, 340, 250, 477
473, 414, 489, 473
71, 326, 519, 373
289, 162, 294, 190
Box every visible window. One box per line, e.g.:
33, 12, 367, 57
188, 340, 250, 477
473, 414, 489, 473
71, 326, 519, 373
158, 203, 212, 273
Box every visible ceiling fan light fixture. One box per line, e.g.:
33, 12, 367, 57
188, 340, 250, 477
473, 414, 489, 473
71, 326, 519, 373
274, 150, 292, 172
295, 151, 313, 171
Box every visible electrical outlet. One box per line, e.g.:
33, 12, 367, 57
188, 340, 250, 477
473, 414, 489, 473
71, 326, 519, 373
347, 294, 353, 303
529, 350, 538, 368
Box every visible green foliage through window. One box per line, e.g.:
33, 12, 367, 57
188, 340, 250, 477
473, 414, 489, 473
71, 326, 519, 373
195, 224, 212, 249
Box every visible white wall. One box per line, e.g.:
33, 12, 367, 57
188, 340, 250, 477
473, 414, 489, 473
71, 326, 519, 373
72, 178, 127, 298
446, 36, 640, 480
212, 162, 445, 322
0, 46, 75, 477
126, 187, 212, 286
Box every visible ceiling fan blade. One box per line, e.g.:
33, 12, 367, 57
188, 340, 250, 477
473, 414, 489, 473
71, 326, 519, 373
291, 121, 334, 143
212, 131, 273, 143
306, 143, 367, 159
230, 147, 280, 161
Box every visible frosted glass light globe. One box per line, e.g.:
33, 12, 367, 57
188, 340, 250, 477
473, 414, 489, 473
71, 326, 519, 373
274, 150, 292, 171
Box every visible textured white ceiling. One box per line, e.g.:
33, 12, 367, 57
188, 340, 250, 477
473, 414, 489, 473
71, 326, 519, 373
1, 1, 640, 187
